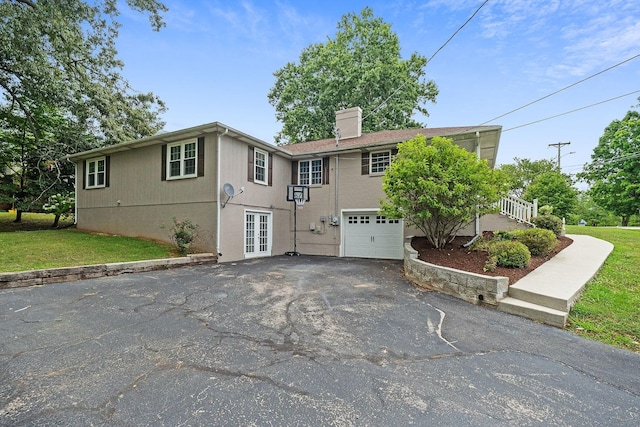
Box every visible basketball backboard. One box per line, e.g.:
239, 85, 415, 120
286, 185, 310, 203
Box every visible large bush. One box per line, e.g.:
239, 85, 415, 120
380, 135, 508, 248
512, 228, 557, 256
531, 214, 563, 237
488, 240, 531, 268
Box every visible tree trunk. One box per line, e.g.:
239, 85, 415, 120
14, 209, 22, 223
52, 213, 61, 228
621, 216, 630, 226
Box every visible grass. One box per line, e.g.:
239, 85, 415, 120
0, 211, 75, 232
566, 225, 640, 353
0, 212, 177, 273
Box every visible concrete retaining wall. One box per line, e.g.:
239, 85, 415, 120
404, 242, 508, 306
0, 254, 217, 289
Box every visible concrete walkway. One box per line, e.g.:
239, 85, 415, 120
498, 234, 614, 327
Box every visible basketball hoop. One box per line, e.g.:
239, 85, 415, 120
285, 184, 310, 256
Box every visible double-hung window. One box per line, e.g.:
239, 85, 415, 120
167, 140, 197, 179
254, 148, 268, 185
86, 157, 106, 189
299, 159, 322, 185
370, 150, 391, 174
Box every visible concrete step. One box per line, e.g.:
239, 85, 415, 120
497, 297, 568, 328
507, 286, 578, 312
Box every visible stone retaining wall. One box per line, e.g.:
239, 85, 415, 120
404, 242, 508, 306
0, 254, 217, 289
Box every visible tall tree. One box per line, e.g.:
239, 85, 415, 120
268, 7, 438, 145
580, 105, 640, 226
498, 157, 558, 198
579, 105, 640, 225
524, 171, 577, 220
0, 103, 95, 221
0, 0, 168, 146
1, 0, 168, 221
380, 135, 508, 249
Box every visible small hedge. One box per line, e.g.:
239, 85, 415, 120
512, 228, 558, 256
531, 214, 563, 237
488, 240, 531, 268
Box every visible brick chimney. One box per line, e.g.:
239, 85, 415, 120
335, 107, 362, 140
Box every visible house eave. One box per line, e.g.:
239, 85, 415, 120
285, 126, 502, 167
67, 122, 279, 162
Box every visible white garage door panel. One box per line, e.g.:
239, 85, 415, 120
344, 213, 403, 259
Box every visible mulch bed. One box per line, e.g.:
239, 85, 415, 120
412, 234, 573, 285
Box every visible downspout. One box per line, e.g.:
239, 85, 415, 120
463, 131, 482, 248
216, 128, 228, 257
335, 154, 339, 244
73, 161, 78, 224
334, 126, 340, 254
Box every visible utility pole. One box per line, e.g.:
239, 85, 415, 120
548, 141, 571, 170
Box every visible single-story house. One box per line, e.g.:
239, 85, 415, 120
68, 107, 503, 263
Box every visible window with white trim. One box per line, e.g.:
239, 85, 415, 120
254, 148, 268, 185
370, 150, 391, 174
167, 140, 197, 179
86, 157, 106, 189
299, 159, 322, 185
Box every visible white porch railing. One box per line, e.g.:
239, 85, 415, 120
498, 195, 538, 226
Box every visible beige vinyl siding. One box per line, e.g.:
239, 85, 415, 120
76, 134, 219, 253
216, 136, 291, 262
289, 146, 483, 258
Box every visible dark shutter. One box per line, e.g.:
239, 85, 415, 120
291, 161, 298, 184
323, 156, 330, 185
197, 137, 205, 177
248, 146, 254, 182
105, 156, 110, 187
361, 152, 369, 175
161, 145, 167, 181
268, 153, 273, 186
81, 160, 86, 189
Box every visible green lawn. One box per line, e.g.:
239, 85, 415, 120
0, 211, 74, 232
0, 212, 177, 273
566, 225, 640, 353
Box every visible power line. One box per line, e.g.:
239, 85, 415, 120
557, 152, 640, 172
502, 89, 640, 132
428, 0, 489, 63
362, 0, 489, 122
480, 52, 640, 125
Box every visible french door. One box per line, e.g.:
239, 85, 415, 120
244, 210, 272, 258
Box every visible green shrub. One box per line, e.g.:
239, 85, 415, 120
512, 228, 558, 256
164, 217, 199, 255
538, 205, 554, 215
470, 235, 492, 252
488, 240, 531, 268
493, 230, 515, 241
484, 255, 498, 272
531, 214, 563, 237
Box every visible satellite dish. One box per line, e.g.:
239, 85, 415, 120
221, 183, 244, 208
223, 183, 235, 197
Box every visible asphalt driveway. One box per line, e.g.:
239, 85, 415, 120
1, 256, 638, 426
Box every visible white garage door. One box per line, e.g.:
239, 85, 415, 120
343, 213, 404, 259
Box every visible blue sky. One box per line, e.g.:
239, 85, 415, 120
116, 0, 640, 177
